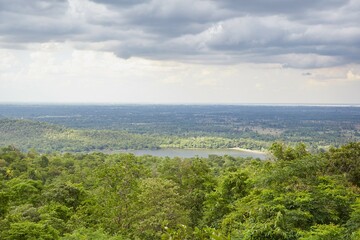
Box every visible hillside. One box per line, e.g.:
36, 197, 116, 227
0, 119, 268, 152
0, 119, 162, 152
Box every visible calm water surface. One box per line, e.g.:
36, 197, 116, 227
115, 148, 267, 160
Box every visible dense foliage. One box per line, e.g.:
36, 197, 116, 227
0, 143, 359, 239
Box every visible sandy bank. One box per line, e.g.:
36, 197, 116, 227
229, 147, 267, 155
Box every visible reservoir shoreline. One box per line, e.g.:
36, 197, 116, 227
229, 147, 267, 154
102, 147, 267, 160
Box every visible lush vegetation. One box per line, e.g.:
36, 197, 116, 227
1, 105, 359, 238
0, 119, 268, 152
0, 119, 162, 152
0, 143, 359, 239
1, 105, 360, 152
1, 104, 360, 153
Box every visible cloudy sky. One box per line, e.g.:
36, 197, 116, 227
1, 0, 360, 104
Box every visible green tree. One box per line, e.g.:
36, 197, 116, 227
44, 182, 85, 210
269, 142, 309, 161
326, 142, 360, 186
132, 178, 190, 240
3, 221, 59, 240
203, 169, 249, 228
62, 227, 125, 240
159, 158, 215, 227
8, 179, 43, 205
300, 224, 346, 240
94, 154, 146, 234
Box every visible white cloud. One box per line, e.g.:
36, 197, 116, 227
347, 70, 360, 81
0, 46, 318, 103
0, 50, 18, 70
279, 54, 342, 69
304, 65, 360, 88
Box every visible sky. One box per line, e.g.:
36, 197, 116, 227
0, 0, 360, 104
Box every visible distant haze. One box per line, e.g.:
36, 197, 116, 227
0, 0, 360, 104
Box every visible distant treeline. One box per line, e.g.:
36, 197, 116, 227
0, 119, 269, 152
0, 105, 359, 151
1, 117, 359, 153
0, 142, 360, 239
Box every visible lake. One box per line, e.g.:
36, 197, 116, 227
113, 148, 267, 160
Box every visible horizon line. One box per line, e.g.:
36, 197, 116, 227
1, 102, 360, 107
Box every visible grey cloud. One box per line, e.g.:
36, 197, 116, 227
120, 0, 229, 38
0, 0, 77, 43
0, 0, 359, 68
89, 0, 147, 6
0, 0, 68, 15
214, 0, 349, 15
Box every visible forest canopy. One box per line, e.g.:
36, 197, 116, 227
0, 143, 359, 239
